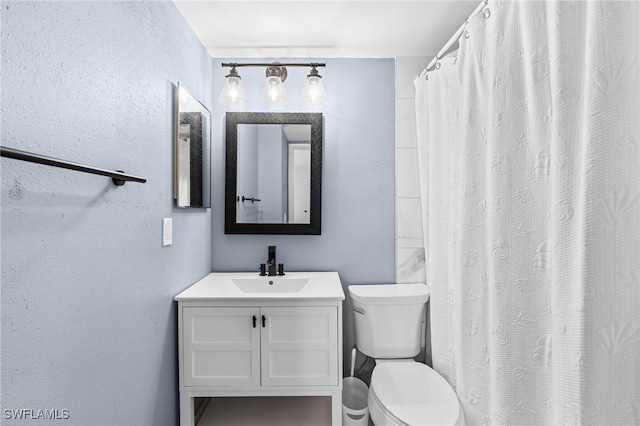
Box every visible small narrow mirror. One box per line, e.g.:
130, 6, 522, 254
174, 83, 211, 208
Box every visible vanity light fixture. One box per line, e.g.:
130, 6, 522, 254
301, 65, 327, 106
219, 62, 327, 107
218, 65, 248, 106
262, 64, 288, 106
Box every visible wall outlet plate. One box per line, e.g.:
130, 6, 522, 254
162, 218, 172, 246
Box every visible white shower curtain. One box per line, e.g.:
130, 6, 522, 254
415, 1, 639, 425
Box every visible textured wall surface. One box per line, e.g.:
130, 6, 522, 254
211, 58, 396, 370
1, 2, 212, 425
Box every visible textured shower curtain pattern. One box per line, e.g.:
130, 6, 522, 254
415, 1, 639, 425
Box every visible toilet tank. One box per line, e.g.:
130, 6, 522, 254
349, 284, 429, 359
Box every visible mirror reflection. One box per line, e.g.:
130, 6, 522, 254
225, 112, 322, 235
237, 124, 311, 224
174, 83, 211, 208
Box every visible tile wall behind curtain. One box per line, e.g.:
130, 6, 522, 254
396, 57, 430, 283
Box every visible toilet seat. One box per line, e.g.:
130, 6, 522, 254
369, 362, 463, 426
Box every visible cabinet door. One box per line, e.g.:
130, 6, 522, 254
183, 307, 260, 387
261, 306, 338, 386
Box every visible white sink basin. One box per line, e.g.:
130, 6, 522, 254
175, 272, 344, 300
231, 277, 311, 293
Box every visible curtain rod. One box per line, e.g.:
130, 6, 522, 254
419, 0, 488, 77
0, 146, 147, 186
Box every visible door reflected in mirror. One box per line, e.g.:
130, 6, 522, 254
225, 112, 322, 235
237, 124, 311, 224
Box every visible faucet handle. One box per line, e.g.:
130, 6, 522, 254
277, 264, 285, 276
259, 264, 267, 276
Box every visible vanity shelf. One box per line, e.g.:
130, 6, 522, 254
175, 272, 345, 426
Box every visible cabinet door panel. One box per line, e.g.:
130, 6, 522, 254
261, 306, 338, 386
183, 307, 260, 387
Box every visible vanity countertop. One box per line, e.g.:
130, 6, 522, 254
175, 271, 345, 301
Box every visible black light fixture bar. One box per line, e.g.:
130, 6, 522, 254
219, 62, 328, 107
221, 62, 326, 68
0, 146, 147, 186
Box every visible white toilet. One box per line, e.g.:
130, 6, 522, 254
349, 284, 465, 426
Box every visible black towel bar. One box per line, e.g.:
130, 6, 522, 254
0, 146, 147, 186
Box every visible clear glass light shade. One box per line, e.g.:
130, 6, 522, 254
261, 76, 288, 106
219, 76, 248, 106
301, 75, 327, 106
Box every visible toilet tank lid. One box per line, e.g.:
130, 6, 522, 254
348, 284, 429, 305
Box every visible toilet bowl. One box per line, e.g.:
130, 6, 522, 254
348, 284, 465, 426
368, 361, 464, 426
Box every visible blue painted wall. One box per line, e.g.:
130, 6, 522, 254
1, 2, 212, 425
211, 58, 397, 365
212, 58, 396, 282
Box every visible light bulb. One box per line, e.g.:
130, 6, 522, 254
308, 77, 321, 102
268, 80, 279, 101
227, 77, 241, 101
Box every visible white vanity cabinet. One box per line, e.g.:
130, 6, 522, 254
182, 306, 338, 388
175, 272, 344, 426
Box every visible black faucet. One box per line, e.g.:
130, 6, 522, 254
267, 245, 277, 276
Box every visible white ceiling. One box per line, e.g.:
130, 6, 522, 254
173, 1, 480, 58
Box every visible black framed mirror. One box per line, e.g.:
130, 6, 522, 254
174, 83, 212, 208
225, 112, 322, 234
